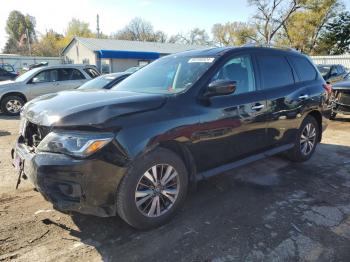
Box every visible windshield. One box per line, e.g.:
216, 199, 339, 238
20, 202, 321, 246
78, 74, 118, 90
124, 67, 139, 73
317, 66, 330, 77
113, 56, 215, 94
15, 68, 41, 82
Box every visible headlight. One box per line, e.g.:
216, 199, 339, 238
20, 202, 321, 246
37, 131, 114, 157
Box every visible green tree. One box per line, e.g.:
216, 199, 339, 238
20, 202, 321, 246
212, 22, 258, 46
316, 11, 350, 54
3, 10, 36, 54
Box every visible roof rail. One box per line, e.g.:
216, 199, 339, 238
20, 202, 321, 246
241, 43, 299, 52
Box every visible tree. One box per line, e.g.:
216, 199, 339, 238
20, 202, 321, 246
32, 30, 64, 57
65, 18, 93, 38
317, 11, 350, 54
212, 22, 258, 46
248, 0, 304, 44
281, 0, 342, 54
114, 17, 167, 42
169, 28, 211, 45
3, 10, 36, 54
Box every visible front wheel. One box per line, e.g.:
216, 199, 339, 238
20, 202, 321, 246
285, 116, 319, 162
116, 148, 188, 229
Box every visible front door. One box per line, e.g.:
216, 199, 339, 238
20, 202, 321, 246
27, 69, 63, 100
191, 54, 268, 172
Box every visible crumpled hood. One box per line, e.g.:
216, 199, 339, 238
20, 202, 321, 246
22, 90, 167, 127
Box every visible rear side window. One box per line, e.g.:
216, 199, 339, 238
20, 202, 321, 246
337, 65, 345, 74
84, 68, 100, 78
290, 56, 317, 82
257, 55, 294, 89
58, 69, 85, 81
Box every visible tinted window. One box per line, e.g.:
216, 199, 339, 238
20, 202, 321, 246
84, 68, 100, 78
257, 55, 294, 89
211, 55, 256, 94
290, 56, 317, 82
58, 68, 85, 81
0, 68, 6, 76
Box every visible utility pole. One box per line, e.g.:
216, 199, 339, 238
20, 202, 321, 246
26, 28, 32, 56
96, 14, 100, 38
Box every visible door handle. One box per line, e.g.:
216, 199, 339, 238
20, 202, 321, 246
299, 94, 309, 99
251, 104, 265, 111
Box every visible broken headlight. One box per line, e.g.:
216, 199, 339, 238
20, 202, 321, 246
37, 131, 114, 157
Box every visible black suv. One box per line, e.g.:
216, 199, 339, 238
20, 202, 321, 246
13, 47, 330, 229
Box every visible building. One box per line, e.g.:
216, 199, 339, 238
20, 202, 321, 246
61, 37, 209, 73
0, 54, 62, 73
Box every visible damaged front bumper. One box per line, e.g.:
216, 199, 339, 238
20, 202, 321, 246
12, 142, 127, 217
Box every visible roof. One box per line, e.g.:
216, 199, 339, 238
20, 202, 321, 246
62, 37, 209, 55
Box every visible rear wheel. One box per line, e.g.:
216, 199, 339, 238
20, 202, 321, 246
1, 95, 25, 116
285, 115, 319, 162
116, 148, 188, 229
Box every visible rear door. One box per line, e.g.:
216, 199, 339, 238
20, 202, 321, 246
257, 53, 317, 148
192, 54, 269, 172
55, 68, 87, 91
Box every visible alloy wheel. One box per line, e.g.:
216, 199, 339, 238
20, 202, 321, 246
135, 164, 180, 217
300, 123, 317, 156
6, 99, 22, 114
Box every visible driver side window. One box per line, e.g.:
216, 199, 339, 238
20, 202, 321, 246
212, 55, 256, 95
32, 69, 59, 83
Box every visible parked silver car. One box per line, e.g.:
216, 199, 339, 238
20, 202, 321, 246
0, 64, 100, 115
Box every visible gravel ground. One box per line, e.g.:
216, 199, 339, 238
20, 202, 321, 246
0, 114, 350, 261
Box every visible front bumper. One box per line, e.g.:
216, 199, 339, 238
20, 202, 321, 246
12, 142, 126, 217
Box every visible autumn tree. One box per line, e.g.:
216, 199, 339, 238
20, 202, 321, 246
248, 0, 305, 44
281, 0, 342, 54
212, 22, 258, 46
3, 10, 36, 54
169, 28, 211, 45
114, 17, 167, 42
32, 30, 64, 56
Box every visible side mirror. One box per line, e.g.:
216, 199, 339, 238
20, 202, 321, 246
31, 77, 40, 84
205, 80, 236, 97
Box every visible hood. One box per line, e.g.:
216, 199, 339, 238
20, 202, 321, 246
23, 90, 167, 127
332, 80, 350, 90
0, 80, 18, 87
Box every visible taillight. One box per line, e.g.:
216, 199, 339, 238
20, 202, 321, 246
323, 83, 332, 94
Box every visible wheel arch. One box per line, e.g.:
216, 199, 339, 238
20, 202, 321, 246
158, 140, 197, 187
1, 92, 27, 104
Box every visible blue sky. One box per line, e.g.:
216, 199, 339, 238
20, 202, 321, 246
1, 0, 349, 50
0, 0, 252, 49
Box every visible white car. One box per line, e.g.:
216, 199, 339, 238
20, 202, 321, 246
0, 64, 100, 115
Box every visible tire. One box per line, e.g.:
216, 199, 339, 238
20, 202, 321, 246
285, 115, 320, 162
1, 95, 25, 116
116, 147, 188, 229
